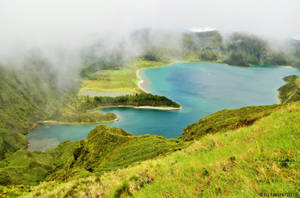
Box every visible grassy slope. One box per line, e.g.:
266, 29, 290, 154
181, 104, 280, 141
20, 102, 300, 198
278, 75, 300, 104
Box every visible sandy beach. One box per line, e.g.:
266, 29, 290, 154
101, 105, 182, 111
136, 69, 150, 93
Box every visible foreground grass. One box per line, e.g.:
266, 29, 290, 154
79, 59, 170, 96
21, 102, 300, 197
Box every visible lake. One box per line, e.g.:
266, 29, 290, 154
27, 62, 300, 151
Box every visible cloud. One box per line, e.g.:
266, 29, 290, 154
0, 0, 299, 72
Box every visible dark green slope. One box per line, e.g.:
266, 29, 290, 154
0, 65, 63, 159
0, 65, 64, 134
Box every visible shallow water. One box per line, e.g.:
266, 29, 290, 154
27, 62, 300, 150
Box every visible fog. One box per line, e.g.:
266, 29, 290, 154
0, 0, 299, 86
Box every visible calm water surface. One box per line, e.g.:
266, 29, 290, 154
27, 63, 300, 150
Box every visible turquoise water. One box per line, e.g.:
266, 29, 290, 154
27, 62, 300, 151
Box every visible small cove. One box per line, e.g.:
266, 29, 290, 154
27, 62, 300, 151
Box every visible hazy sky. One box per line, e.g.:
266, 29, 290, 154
0, 0, 299, 69
0, 0, 299, 44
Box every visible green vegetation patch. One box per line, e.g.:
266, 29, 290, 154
93, 93, 180, 108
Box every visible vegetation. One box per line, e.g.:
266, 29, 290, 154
0, 129, 27, 160
19, 102, 300, 198
92, 93, 180, 108
0, 65, 64, 159
278, 75, 300, 104
0, 66, 62, 135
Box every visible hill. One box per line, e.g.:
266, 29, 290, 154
19, 101, 300, 198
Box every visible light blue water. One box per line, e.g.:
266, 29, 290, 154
27, 63, 300, 151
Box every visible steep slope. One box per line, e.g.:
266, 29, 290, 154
20, 101, 300, 198
0, 66, 61, 134
0, 65, 63, 159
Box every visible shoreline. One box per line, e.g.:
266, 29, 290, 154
101, 105, 182, 111
136, 69, 150, 93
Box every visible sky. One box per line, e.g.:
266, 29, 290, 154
0, 0, 299, 44
0, 0, 299, 71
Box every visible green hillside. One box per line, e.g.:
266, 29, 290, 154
18, 101, 300, 198
0, 66, 60, 134
0, 65, 62, 159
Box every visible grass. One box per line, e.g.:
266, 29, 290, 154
79, 59, 170, 95
19, 101, 300, 198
